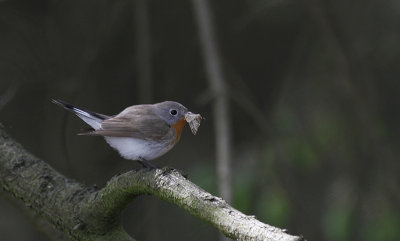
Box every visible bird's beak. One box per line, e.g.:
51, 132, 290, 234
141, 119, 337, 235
184, 112, 203, 135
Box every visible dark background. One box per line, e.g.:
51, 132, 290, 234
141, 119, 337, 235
0, 0, 399, 240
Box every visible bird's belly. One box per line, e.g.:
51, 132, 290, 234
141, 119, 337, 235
104, 136, 174, 161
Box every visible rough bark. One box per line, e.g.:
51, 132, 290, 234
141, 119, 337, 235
0, 125, 303, 241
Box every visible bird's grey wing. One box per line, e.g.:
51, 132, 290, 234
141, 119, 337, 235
80, 105, 170, 139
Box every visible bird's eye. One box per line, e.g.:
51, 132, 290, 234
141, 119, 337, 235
170, 109, 178, 116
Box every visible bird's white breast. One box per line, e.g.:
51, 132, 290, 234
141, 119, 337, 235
104, 136, 174, 161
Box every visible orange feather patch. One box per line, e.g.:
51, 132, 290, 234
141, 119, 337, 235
172, 118, 186, 144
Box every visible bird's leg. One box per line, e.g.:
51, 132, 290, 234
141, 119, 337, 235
136, 160, 148, 168
137, 157, 159, 169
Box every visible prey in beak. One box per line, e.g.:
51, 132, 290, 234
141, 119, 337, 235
184, 112, 203, 135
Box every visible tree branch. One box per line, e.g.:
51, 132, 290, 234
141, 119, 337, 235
0, 188, 70, 241
0, 124, 303, 241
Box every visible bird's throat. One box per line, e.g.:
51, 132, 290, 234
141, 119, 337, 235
172, 118, 186, 144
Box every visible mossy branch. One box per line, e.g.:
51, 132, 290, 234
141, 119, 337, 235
0, 125, 303, 241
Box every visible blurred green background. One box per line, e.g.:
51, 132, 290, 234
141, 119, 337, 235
0, 0, 399, 240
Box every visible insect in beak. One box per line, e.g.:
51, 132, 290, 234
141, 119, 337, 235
185, 112, 203, 135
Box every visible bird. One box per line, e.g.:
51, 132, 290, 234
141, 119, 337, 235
52, 99, 199, 168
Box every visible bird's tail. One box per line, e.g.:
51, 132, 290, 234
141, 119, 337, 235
52, 99, 110, 130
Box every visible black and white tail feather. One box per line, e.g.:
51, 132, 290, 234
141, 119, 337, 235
51, 99, 111, 133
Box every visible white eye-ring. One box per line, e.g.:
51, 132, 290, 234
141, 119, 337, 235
170, 109, 178, 116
